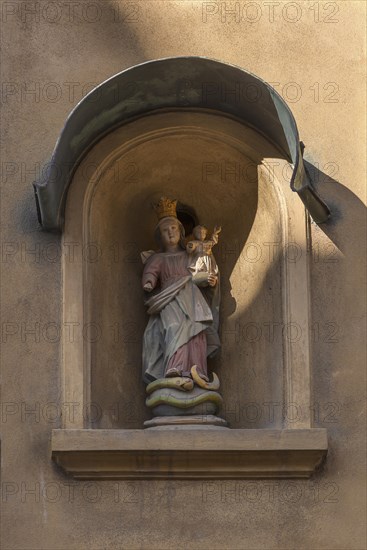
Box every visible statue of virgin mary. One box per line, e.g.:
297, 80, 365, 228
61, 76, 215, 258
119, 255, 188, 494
141, 197, 220, 386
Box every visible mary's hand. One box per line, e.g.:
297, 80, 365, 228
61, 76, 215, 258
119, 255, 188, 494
192, 272, 218, 287
143, 282, 154, 292
207, 274, 218, 287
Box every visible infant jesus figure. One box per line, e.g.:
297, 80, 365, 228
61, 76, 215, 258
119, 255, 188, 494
186, 224, 221, 280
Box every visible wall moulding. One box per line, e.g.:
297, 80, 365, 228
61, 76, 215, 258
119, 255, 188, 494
52, 428, 327, 480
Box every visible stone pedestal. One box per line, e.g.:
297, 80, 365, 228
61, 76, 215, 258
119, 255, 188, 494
144, 414, 228, 428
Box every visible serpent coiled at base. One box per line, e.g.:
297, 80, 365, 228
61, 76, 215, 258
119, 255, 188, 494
146, 389, 223, 409
146, 377, 194, 395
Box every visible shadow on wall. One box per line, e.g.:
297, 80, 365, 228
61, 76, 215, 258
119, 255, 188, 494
303, 162, 366, 452
304, 160, 366, 253
82, 1, 149, 73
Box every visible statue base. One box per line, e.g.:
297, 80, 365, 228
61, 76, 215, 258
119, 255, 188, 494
146, 385, 223, 415
145, 376, 226, 427
144, 414, 227, 428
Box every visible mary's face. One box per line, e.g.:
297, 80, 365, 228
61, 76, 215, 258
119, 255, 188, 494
160, 219, 181, 248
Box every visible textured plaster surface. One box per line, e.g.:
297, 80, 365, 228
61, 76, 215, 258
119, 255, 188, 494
1, 1, 366, 549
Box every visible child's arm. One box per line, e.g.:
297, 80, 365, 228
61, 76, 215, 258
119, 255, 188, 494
210, 226, 222, 246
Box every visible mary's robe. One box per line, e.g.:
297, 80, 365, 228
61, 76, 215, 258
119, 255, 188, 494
142, 250, 220, 383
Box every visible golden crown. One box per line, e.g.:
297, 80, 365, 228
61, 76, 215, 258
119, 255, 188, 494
154, 197, 177, 220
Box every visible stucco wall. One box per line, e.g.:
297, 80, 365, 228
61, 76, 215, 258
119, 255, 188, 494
1, 1, 366, 549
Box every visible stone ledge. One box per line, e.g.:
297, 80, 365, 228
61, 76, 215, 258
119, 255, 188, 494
51, 428, 328, 480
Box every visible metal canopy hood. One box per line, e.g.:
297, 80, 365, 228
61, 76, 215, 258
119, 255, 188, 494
33, 56, 331, 230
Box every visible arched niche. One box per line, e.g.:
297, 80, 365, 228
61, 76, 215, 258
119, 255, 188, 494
50, 59, 328, 479
34, 57, 330, 229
